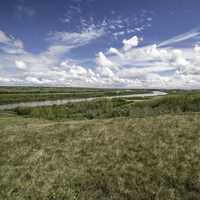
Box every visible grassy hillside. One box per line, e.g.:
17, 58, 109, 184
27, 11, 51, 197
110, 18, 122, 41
0, 113, 200, 200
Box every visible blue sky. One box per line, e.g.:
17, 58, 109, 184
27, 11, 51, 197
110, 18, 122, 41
0, 0, 200, 88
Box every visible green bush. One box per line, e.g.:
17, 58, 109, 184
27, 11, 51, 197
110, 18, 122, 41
13, 93, 200, 120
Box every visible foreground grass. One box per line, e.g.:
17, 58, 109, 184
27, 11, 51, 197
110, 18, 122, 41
1, 113, 200, 200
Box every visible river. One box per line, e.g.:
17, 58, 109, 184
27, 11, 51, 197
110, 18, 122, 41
0, 91, 167, 111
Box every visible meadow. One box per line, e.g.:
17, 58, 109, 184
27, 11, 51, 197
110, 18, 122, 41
1, 87, 200, 200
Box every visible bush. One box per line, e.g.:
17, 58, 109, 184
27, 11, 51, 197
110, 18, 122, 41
13, 93, 200, 120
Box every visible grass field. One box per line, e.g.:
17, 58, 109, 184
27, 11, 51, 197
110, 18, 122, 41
1, 88, 200, 200
1, 113, 200, 200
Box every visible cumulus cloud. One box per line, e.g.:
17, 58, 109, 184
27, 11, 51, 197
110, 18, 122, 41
91, 29, 200, 88
0, 28, 101, 86
61, 61, 88, 77
122, 36, 139, 51
108, 47, 124, 58
96, 52, 115, 68
194, 45, 200, 53
15, 60, 27, 70
97, 66, 114, 78
1, 27, 200, 89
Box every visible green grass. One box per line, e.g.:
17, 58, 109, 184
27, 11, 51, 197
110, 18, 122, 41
1, 113, 200, 200
13, 98, 132, 120
1, 89, 200, 199
0, 87, 153, 104
12, 92, 200, 120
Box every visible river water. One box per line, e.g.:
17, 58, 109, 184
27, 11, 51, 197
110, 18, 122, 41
0, 91, 167, 111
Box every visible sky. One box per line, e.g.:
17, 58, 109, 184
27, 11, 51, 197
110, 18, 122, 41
1, 0, 200, 88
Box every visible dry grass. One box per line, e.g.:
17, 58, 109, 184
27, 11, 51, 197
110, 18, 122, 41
1, 113, 200, 199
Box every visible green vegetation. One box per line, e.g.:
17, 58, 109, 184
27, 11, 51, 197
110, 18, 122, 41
13, 92, 200, 120
1, 88, 200, 200
0, 87, 152, 104
1, 113, 200, 200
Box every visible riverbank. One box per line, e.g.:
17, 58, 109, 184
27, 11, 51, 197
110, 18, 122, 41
0, 87, 154, 105
0, 91, 167, 110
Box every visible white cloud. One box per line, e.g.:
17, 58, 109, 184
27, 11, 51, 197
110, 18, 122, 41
46, 45, 69, 56
96, 52, 115, 68
194, 45, 200, 53
0, 30, 24, 54
108, 47, 123, 58
0, 31, 11, 44
0, 77, 11, 83
48, 25, 104, 50
97, 66, 114, 78
60, 61, 88, 77
158, 28, 200, 47
61, 8, 154, 41
90, 31, 200, 88
122, 36, 139, 51
2, 27, 200, 89
25, 77, 42, 84
15, 60, 27, 70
